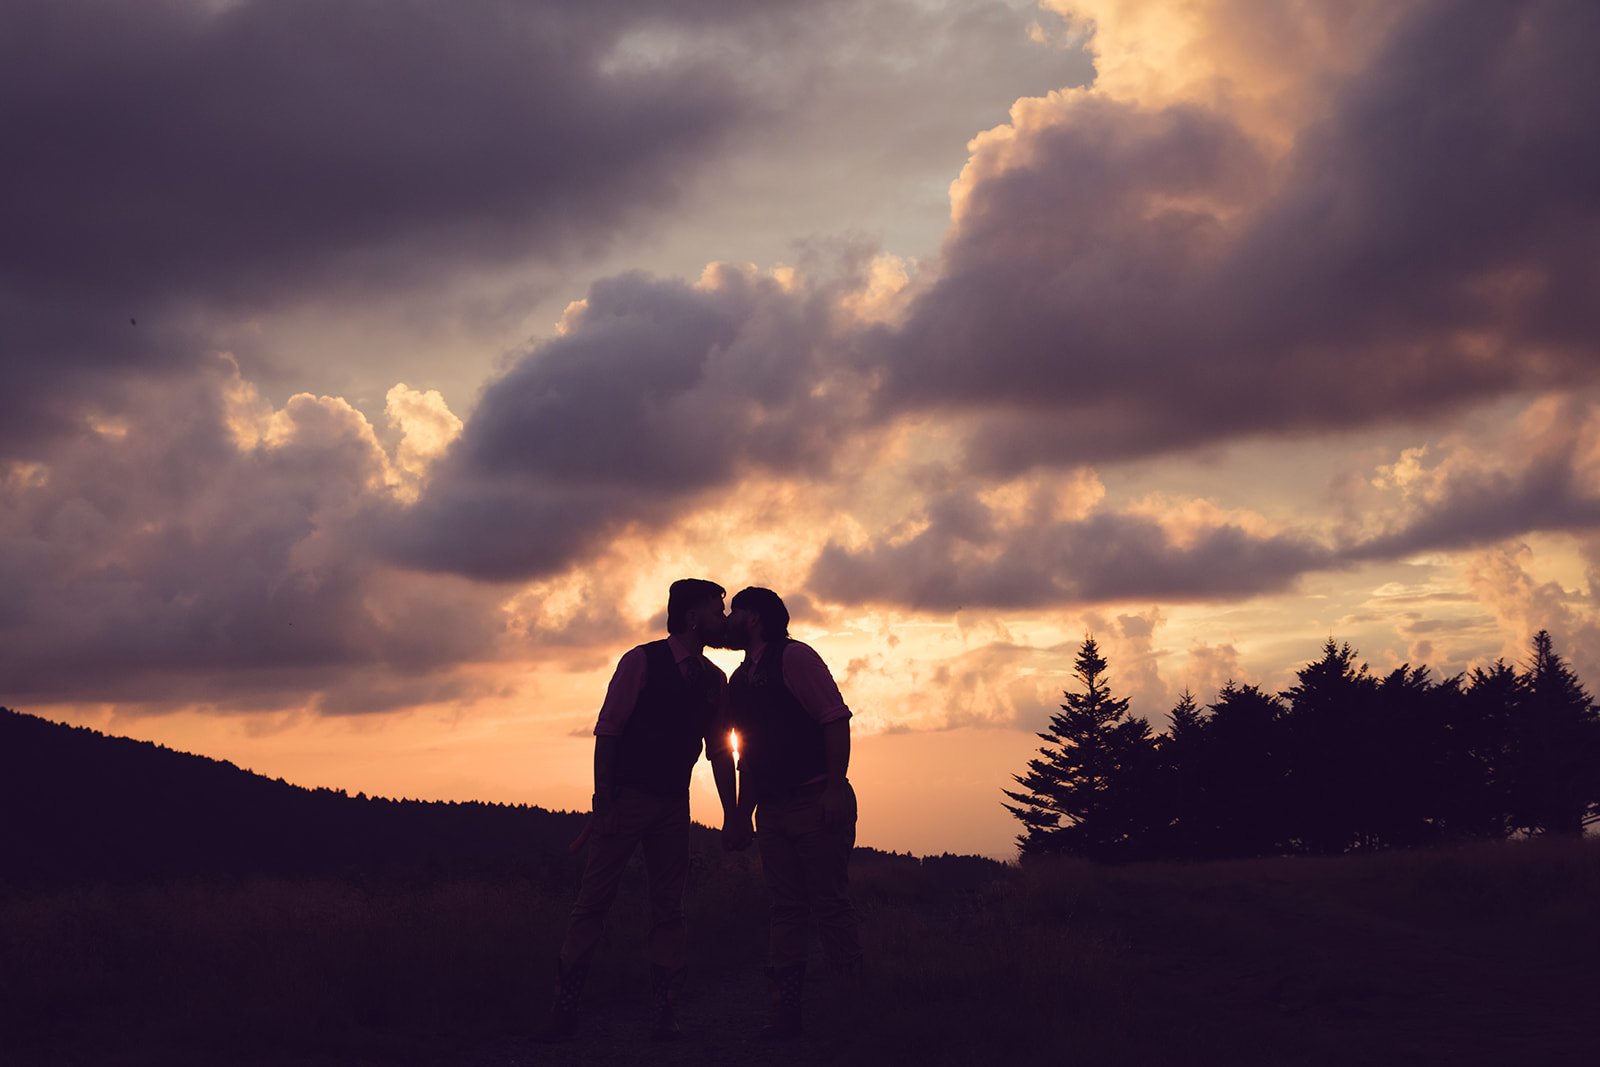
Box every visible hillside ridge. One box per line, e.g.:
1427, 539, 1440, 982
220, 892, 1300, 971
0, 705, 591, 887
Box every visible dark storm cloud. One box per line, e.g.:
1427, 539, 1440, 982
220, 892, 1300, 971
878, 0, 1600, 471
387, 264, 862, 580
0, 0, 798, 455
807, 486, 1334, 611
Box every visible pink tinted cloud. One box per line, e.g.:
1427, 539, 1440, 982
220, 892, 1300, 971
879, 0, 1600, 468
0, 358, 622, 710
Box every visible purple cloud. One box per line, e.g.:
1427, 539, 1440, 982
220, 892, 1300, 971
0, 0, 798, 455
876, 0, 1600, 470
808, 485, 1334, 611
386, 264, 858, 580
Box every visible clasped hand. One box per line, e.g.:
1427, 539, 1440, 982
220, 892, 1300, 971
722, 812, 754, 851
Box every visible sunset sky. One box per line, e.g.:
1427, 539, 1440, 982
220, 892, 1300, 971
6, 0, 1599, 858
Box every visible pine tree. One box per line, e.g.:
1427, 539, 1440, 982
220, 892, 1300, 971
1198, 682, 1287, 857
1507, 631, 1600, 836
1157, 689, 1208, 857
1459, 659, 1520, 837
1280, 640, 1377, 853
1003, 637, 1159, 860
1370, 664, 1445, 849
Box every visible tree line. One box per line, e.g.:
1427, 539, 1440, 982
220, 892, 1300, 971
0, 706, 598, 889
1005, 631, 1600, 861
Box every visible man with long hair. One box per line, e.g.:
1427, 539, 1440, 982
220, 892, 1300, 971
722, 586, 862, 1039
539, 578, 736, 1042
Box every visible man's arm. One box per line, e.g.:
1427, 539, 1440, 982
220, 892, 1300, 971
782, 643, 855, 827
823, 718, 850, 784
820, 718, 851, 826
589, 646, 645, 829
708, 692, 738, 820
712, 747, 750, 850
782, 643, 851, 727
706, 673, 753, 849
593, 734, 620, 816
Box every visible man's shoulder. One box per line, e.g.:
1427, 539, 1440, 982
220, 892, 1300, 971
618, 640, 667, 667
781, 639, 826, 664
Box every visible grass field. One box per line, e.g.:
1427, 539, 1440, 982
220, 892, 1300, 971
4, 838, 1597, 1066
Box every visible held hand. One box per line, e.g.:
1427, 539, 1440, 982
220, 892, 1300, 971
571, 809, 619, 853
722, 813, 754, 851
820, 782, 850, 828
588, 793, 620, 838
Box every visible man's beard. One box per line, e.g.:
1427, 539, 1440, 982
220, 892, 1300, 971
707, 620, 750, 650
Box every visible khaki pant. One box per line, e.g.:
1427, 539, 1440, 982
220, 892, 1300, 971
756, 780, 863, 971
559, 786, 691, 972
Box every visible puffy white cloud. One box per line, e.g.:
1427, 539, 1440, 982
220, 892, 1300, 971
385, 384, 463, 492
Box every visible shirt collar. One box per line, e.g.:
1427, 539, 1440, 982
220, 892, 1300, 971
745, 637, 768, 666
666, 632, 700, 665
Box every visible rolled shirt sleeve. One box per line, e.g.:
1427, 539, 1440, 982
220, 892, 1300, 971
593, 645, 647, 737
781, 642, 852, 725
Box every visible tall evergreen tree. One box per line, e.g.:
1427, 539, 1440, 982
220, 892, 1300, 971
1280, 640, 1378, 853
1370, 664, 1446, 849
1003, 637, 1159, 860
1459, 659, 1521, 837
1156, 689, 1208, 857
1507, 631, 1600, 836
1197, 682, 1288, 858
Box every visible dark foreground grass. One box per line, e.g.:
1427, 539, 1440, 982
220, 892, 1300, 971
4, 839, 1598, 1066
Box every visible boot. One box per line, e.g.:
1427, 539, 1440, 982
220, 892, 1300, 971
533, 958, 588, 1043
760, 962, 805, 1040
649, 964, 685, 1041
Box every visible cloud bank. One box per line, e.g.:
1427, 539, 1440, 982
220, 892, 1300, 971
0, 0, 801, 455
8, 1, 1600, 714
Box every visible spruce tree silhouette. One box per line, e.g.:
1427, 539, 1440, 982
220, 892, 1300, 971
1369, 664, 1448, 850
1156, 689, 1208, 858
1507, 631, 1600, 835
1282, 641, 1378, 854
1456, 659, 1521, 838
1197, 683, 1287, 858
998, 631, 1600, 863
1003, 637, 1160, 859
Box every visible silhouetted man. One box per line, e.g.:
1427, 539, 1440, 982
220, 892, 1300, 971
722, 586, 863, 1039
539, 578, 737, 1042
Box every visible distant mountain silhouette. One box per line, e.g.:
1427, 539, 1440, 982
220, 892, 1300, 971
0, 706, 609, 888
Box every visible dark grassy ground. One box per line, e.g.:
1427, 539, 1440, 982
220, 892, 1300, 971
4, 839, 1598, 1066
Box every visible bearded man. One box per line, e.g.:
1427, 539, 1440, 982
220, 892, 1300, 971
721, 586, 863, 1039
539, 578, 736, 1042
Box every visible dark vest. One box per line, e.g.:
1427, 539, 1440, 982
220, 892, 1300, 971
615, 640, 717, 797
728, 638, 827, 802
